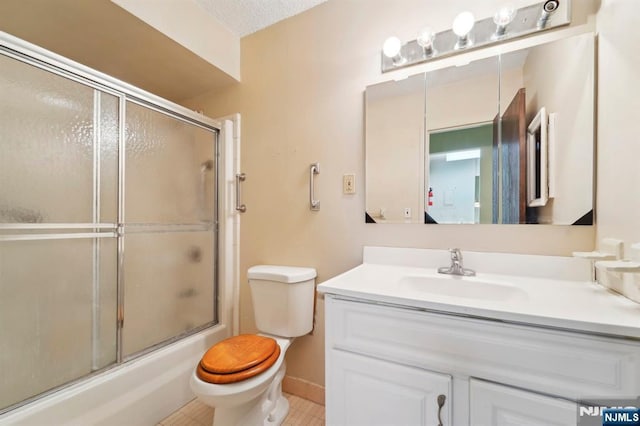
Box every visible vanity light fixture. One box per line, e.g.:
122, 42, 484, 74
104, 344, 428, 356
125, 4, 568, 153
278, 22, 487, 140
380, 0, 570, 73
382, 36, 406, 66
493, 4, 516, 39
537, 0, 560, 29
453, 11, 475, 49
416, 28, 436, 57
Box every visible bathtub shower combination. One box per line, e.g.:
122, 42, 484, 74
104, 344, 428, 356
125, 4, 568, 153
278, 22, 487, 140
0, 34, 225, 416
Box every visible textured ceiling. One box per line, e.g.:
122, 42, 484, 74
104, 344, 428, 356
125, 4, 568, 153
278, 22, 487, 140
195, 0, 328, 37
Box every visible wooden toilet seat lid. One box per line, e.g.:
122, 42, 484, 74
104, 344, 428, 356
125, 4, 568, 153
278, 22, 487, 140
196, 343, 281, 384
199, 334, 278, 374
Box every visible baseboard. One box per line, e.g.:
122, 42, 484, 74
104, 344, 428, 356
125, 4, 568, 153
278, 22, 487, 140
282, 375, 325, 406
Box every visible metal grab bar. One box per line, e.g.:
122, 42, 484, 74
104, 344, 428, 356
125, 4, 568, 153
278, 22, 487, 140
310, 163, 320, 211
235, 173, 247, 213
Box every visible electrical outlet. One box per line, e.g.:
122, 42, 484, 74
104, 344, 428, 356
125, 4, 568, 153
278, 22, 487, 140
404, 207, 411, 218
343, 174, 356, 194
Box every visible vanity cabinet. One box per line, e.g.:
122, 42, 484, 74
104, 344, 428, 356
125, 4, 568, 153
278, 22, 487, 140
329, 349, 451, 426
470, 380, 577, 426
324, 295, 640, 426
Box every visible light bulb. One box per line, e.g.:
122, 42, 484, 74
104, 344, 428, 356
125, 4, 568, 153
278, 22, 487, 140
452, 11, 475, 38
382, 36, 402, 59
493, 4, 516, 38
493, 4, 516, 27
382, 36, 406, 66
453, 11, 475, 50
416, 28, 435, 50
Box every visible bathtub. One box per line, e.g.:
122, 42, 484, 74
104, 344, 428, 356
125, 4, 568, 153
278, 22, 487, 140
0, 325, 229, 425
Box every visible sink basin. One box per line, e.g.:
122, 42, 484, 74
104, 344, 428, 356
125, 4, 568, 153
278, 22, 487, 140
398, 275, 527, 302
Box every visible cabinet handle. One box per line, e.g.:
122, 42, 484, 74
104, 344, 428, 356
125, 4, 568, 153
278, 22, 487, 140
437, 394, 446, 426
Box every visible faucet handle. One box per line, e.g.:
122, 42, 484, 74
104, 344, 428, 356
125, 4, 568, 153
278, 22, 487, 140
449, 248, 462, 260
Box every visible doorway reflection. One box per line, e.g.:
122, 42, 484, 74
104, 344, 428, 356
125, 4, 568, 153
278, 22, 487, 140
427, 124, 493, 224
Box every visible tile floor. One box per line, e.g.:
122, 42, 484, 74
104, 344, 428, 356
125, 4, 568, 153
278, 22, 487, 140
158, 393, 325, 426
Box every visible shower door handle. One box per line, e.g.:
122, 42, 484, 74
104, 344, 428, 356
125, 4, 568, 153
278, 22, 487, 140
310, 162, 320, 211
235, 173, 247, 213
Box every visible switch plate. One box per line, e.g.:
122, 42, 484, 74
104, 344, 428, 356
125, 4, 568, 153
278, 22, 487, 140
343, 174, 356, 194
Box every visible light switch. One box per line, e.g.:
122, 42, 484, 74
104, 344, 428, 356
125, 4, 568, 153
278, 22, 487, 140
343, 174, 356, 194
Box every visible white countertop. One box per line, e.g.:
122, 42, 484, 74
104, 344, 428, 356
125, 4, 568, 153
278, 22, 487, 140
317, 247, 640, 339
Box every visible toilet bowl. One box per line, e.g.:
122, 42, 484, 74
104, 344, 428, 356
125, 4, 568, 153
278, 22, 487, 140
190, 335, 291, 426
190, 265, 316, 426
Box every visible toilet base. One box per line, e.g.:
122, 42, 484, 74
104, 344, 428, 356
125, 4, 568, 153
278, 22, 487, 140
211, 364, 289, 426
264, 394, 289, 426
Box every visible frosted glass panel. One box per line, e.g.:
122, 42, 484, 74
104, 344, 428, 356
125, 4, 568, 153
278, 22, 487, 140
99, 94, 120, 223
123, 231, 215, 356
0, 237, 117, 410
0, 54, 119, 224
125, 102, 216, 224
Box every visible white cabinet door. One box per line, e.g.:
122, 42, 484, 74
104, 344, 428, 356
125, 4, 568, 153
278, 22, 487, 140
470, 379, 577, 426
327, 349, 451, 426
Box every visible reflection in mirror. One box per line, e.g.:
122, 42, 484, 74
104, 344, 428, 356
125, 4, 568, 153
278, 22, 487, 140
365, 73, 426, 223
365, 32, 595, 225
425, 56, 499, 224
499, 33, 595, 225
428, 125, 494, 224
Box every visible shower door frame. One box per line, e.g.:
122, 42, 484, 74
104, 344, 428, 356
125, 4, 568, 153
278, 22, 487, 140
0, 31, 227, 414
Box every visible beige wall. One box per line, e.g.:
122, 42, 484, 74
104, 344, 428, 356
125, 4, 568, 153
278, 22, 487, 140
427, 67, 499, 130
183, 0, 602, 389
0, 0, 238, 103
523, 34, 595, 224
111, 0, 240, 81
596, 0, 640, 250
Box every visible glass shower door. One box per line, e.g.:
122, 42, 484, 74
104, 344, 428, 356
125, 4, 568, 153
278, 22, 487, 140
0, 53, 119, 410
121, 101, 217, 357
0, 42, 219, 414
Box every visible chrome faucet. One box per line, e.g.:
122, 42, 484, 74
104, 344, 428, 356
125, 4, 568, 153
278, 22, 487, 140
437, 248, 476, 276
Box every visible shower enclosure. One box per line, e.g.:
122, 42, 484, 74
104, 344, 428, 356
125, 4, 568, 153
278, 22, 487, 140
0, 36, 219, 413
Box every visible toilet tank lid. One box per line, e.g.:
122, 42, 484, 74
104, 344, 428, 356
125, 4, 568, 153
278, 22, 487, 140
248, 265, 317, 283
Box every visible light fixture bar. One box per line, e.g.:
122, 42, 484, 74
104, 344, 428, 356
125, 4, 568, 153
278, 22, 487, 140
381, 0, 571, 73
446, 149, 481, 162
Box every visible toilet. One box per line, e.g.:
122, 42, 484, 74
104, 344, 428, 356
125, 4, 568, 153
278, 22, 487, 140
190, 265, 316, 426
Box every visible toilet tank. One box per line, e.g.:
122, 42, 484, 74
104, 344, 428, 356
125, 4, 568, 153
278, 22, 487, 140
248, 265, 317, 337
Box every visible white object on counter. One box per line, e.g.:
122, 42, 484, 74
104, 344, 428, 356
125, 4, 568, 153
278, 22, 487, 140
572, 251, 618, 260
595, 242, 640, 302
595, 260, 640, 273
574, 237, 624, 287
573, 237, 624, 260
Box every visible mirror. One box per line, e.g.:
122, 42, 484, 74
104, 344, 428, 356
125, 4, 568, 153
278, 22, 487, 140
365, 32, 595, 225
425, 56, 499, 225
365, 73, 426, 223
